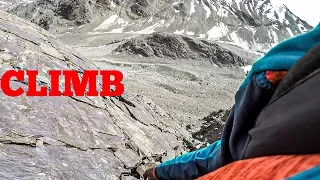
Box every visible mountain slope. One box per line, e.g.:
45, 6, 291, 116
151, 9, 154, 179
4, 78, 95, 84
0, 9, 197, 179
9, 0, 314, 52
0, 0, 35, 11
114, 32, 248, 66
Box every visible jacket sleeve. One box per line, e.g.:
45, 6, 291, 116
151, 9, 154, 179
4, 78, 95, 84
154, 73, 278, 180
154, 140, 222, 180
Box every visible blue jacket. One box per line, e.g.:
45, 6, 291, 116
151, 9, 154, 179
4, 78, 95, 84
155, 23, 320, 180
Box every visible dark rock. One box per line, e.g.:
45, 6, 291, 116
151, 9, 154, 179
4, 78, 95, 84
191, 109, 231, 149
126, 0, 151, 19
8, 0, 111, 30
114, 33, 247, 67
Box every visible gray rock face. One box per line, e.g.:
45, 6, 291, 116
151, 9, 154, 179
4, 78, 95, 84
8, 0, 313, 51
0, 144, 124, 179
114, 32, 247, 67
0, 10, 193, 179
8, 0, 112, 31
0, 0, 34, 11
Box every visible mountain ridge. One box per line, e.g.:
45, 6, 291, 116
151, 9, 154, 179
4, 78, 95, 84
6, 0, 314, 52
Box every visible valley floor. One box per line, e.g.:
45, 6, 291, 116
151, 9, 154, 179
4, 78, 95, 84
69, 34, 245, 127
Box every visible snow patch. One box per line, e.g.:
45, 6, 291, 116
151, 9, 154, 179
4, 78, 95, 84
275, 6, 286, 22
245, 25, 257, 34
225, 0, 243, 4
93, 15, 129, 32
110, 1, 116, 8
201, 0, 211, 18
0, 1, 10, 5
244, 3, 253, 17
22, 0, 35, 3
175, 9, 180, 13
172, 1, 180, 5
272, 31, 279, 42
94, 14, 118, 30
190, 0, 196, 15
133, 20, 165, 34
198, 34, 206, 38
216, 40, 264, 55
266, 10, 275, 20
267, 30, 272, 40
284, 19, 289, 25
207, 23, 229, 40
147, 17, 153, 23
217, 9, 228, 17
241, 65, 252, 74
286, 28, 294, 37
117, 18, 127, 25
106, 27, 124, 33
257, 0, 266, 6
186, 31, 195, 36
174, 29, 185, 35
137, 19, 146, 27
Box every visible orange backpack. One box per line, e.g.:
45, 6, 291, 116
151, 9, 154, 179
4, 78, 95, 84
197, 154, 320, 180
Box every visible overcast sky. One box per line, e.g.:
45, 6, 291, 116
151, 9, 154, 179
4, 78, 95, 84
270, 0, 319, 27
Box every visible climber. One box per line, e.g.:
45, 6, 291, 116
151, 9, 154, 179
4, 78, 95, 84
143, 23, 320, 180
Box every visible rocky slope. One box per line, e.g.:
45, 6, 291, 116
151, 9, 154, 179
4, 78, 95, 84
0, 10, 200, 179
189, 109, 230, 149
8, 0, 314, 52
114, 32, 247, 66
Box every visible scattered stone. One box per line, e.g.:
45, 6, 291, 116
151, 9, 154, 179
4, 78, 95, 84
191, 109, 231, 149
136, 162, 158, 177
120, 174, 139, 180
35, 140, 44, 147
114, 148, 141, 168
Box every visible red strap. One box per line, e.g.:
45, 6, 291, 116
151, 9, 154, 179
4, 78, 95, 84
153, 168, 159, 180
266, 71, 287, 84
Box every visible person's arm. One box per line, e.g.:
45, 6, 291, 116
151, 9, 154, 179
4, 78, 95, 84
154, 140, 222, 180
144, 73, 278, 180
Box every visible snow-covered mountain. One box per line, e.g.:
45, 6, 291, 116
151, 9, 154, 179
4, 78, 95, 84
9, 0, 313, 52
